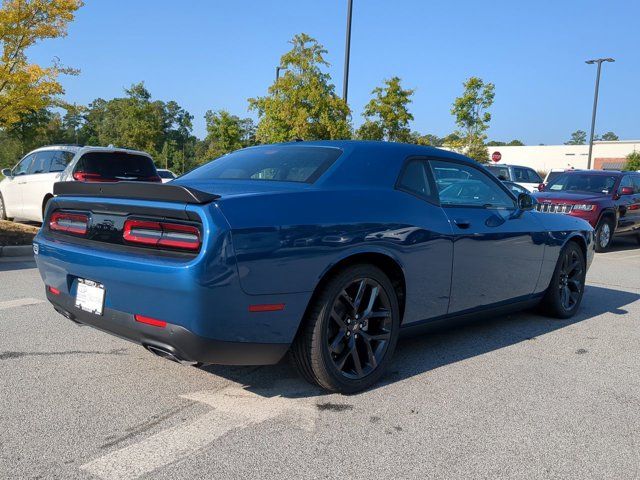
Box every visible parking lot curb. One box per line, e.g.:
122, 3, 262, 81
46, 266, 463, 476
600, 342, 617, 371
0, 245, 34, 257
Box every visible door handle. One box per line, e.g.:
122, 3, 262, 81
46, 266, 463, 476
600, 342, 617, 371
453, 219, 472, 229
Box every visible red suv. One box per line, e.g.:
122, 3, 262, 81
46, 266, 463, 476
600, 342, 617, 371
534, 170, 640, 252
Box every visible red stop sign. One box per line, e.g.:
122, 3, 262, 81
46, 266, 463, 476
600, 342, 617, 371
491, 151, 502, 163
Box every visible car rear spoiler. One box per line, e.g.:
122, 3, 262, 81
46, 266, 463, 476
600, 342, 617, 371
53, 181, 220, 204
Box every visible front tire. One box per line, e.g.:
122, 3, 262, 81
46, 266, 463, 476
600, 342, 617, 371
291, 264, 400, 394
539, 242, 586, 319
0, 193, 10, 221
595, 216, 615, 252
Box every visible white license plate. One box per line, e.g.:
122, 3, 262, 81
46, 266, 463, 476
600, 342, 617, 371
75, 279, 105, 315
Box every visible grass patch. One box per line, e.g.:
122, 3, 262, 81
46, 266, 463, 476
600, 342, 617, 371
0, 220, 39, 246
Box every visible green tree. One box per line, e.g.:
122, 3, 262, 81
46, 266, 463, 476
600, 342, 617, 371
565, 130, 587, 145
410, 132, 444, 147
599, 131, 619, 141
200, 109, 255, 159
248, 33, 351, 142
79, 83, 193, 159
624, 151, 640, 171
356, 77, 414, 142
0, 0, 83, 128
487, 139, 525, 146
451, 76, 495, 153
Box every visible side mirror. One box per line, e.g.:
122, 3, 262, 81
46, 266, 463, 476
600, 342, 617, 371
1, 168, 12, 178
517, 192, 535, 211
537, 183, 545, 191
619, 186, 634, 196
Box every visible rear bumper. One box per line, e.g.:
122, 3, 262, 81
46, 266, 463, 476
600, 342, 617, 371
46, 290, 289, 365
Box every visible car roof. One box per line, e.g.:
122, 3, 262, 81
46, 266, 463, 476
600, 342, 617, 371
563, 169, 626, 176
486, 164, 532, 168
28, 145, 152, 158
265, 140, 472, 162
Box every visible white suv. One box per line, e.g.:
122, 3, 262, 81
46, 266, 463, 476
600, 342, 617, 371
0, 145, 159, 222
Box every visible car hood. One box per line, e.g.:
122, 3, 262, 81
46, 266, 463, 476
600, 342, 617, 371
534, 191, 607, 203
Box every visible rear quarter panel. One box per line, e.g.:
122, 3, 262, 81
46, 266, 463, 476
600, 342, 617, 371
218, 187, 455, 323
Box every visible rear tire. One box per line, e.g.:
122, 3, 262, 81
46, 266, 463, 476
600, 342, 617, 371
539, 242, 586, 319
291, 264, 400, 394
594, 216, 615, 252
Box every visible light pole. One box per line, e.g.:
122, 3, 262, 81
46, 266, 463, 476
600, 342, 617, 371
342, 0, 353, 102
585, 57, 615, 169
275, 66, 287, 83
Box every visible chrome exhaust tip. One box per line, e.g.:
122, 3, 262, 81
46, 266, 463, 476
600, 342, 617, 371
143, 344, 197, 366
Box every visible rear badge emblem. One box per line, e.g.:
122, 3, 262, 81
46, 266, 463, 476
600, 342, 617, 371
33, 243, 39, 255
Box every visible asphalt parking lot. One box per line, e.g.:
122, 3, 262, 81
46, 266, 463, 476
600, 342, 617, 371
1, 239, 639, 480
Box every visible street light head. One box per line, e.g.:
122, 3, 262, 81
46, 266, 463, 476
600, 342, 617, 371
585, 57, 615, 64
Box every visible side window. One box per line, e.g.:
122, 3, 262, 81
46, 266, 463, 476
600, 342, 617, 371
28, 151, 55, 174
430, 160, 515, 208
13, 154, 34, 176
49, 151, 74, 172
620, 176, 635, 193
397, 158, 435, 201
513, 167, 528, 182
526, 169, 542, 183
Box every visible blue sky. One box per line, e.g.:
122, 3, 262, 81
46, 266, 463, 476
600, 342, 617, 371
28, 0, 639, 144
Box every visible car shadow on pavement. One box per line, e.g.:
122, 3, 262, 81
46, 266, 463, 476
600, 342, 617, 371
607, 237, 640, 252
200, 284, 639, 398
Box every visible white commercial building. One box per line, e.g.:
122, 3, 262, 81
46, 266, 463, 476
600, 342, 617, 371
484, 140, 640, 173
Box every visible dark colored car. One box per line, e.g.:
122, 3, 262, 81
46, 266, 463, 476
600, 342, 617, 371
535, 170, 640, 251
34, 141, 594, 393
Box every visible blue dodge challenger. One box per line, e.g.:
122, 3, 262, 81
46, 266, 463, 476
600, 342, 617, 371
34, 141, 594, 393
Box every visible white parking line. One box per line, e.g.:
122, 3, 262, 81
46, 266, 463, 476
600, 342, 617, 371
80, 383, 319, 480
0, 297, 45, 311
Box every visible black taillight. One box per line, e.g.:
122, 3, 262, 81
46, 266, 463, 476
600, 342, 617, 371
49, 212, 89, 236
123, 219, 201, 251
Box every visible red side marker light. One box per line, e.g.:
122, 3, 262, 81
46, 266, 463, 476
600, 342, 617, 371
134, 314, 167, 328
248, 303, 285, 312
48, 286, 61, 295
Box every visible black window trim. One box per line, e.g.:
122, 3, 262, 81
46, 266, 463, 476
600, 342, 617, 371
12, 153, 36, 176
28, 150, 57, 175
394, 155, 441, 206
427, 157, 519, 210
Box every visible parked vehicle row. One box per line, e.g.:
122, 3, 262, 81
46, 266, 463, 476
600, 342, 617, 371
535, 169, 640, 251
486, 163, 543, 192
34, 141, 594, 393
0, 145, 162, 223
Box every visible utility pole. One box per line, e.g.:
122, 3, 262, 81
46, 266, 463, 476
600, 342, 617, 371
585, 57, 615, 169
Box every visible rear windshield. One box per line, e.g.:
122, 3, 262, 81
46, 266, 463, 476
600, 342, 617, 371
486, 165, 510, 181
157, 170, 175, 179
180, 146, 342, 184
75, 152, 157, 180
546, 173, 618, 194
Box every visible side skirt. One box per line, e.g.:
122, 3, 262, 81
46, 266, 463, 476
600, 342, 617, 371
399, 295, 543, 338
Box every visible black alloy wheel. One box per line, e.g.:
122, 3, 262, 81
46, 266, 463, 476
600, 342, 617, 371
291, 264, 400, 393
326, 278, 393, 379
558, 247, 584, 311
540, 241, 586, 319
